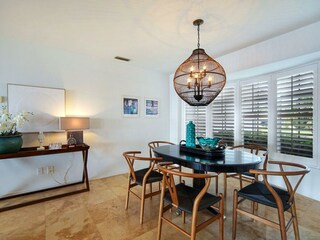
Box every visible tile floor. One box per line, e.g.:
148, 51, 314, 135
0, 173, 319, 240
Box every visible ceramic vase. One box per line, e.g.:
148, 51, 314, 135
186, 121, 196, 148
0, 135, 23, 154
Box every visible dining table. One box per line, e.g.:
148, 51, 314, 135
153, 144, 262, 189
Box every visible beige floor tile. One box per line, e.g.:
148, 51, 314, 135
0, 174, 319, 239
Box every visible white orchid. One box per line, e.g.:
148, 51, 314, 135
0, 106, 32, 136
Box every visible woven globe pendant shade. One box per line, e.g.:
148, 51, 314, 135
173, 19, 226, 106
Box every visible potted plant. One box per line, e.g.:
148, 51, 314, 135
0, 106, 32, 154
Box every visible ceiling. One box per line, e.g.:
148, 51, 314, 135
1, 0, 320, 75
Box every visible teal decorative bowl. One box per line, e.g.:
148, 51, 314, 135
196, 137, 221, 151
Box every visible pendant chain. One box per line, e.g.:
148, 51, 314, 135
197, 24, 200, 49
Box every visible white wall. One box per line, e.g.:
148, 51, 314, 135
0, 38, 170, 197
218, 21, 320, 80
170, 22, 320, 201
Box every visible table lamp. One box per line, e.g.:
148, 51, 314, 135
59, 117, 90, 146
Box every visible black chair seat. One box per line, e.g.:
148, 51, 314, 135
164, 183, 221, 214
133, 168, 163, 185
242, 172, 255, 178
238, 181, 292, 211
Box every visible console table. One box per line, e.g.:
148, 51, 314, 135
0, 144, 90, 212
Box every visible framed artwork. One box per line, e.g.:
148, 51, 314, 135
67, 131, 83, 144
122, 96, 139, 117
7, 84, 66, 133
145, 98, 159, 117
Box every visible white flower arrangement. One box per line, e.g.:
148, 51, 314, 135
0, 106, 32, 136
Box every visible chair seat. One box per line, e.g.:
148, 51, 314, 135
241, 172, 255, 178
238, 181, 292, 211
164, 183, 221, 214
133, 168, 163, 185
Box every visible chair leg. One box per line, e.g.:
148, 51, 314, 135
277, 207, 287, 240
190, 209, 198, 240
224, 173, 227, 200
140, 184, 147, 224
150, 183, 153, 199
251, 199, 256, 216
219, 194, 224, 240
125, 177, 131, 210
252, 179, 259, 211
157, 208, 163, 240
157, 182, 166, 240
215, 175, 219, 195
291, 202, 300, 240
182, 211, 186, 223
239, 174, 243, 189
232, 189, 238, 240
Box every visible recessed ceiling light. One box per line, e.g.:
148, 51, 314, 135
114, 56, 130, 62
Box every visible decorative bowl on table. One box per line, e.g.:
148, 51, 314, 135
196, 137, 221, 151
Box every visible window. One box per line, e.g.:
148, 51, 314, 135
212, 86, 235, 146
185, 105, 206, 137
276, 70, 314, 158
241, 81, 268, 146
179, 63, 318, 163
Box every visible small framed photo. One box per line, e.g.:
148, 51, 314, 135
122, 96, 139, 117
145, 98, 159, 117
67, 131, 83, 144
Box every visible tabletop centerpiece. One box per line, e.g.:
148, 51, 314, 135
0, 106, 32, 154
180, 136, 226, 158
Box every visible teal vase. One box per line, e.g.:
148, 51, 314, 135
0, 135, 23, 154
186, 121, 196, 148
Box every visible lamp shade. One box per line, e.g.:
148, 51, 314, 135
59, 117, 90, 130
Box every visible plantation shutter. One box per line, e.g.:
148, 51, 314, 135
276, 71, 314, 158
241, 81, 268, 146
185, 105, 206, 137
212, 86, 235, 146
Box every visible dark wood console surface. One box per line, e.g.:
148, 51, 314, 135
0, 144, 89, 159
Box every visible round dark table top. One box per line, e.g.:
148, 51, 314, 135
153, 145, 262, 173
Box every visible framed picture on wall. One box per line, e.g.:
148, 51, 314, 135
145, 98, 159, 117
7, 84, 66, 132
122, 96, 139, 117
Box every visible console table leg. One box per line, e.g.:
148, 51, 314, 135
82, 149, 90, 191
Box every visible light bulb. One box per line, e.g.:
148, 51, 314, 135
187, 78, 191, 89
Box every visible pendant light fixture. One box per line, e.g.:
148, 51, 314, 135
173, 19, 226, 106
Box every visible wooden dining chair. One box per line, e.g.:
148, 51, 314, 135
157, 164, 224, 240
123, 151, 163, 224
223, 144, 268, 198
148, 141, 182, 182
232, 161, 310, 240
